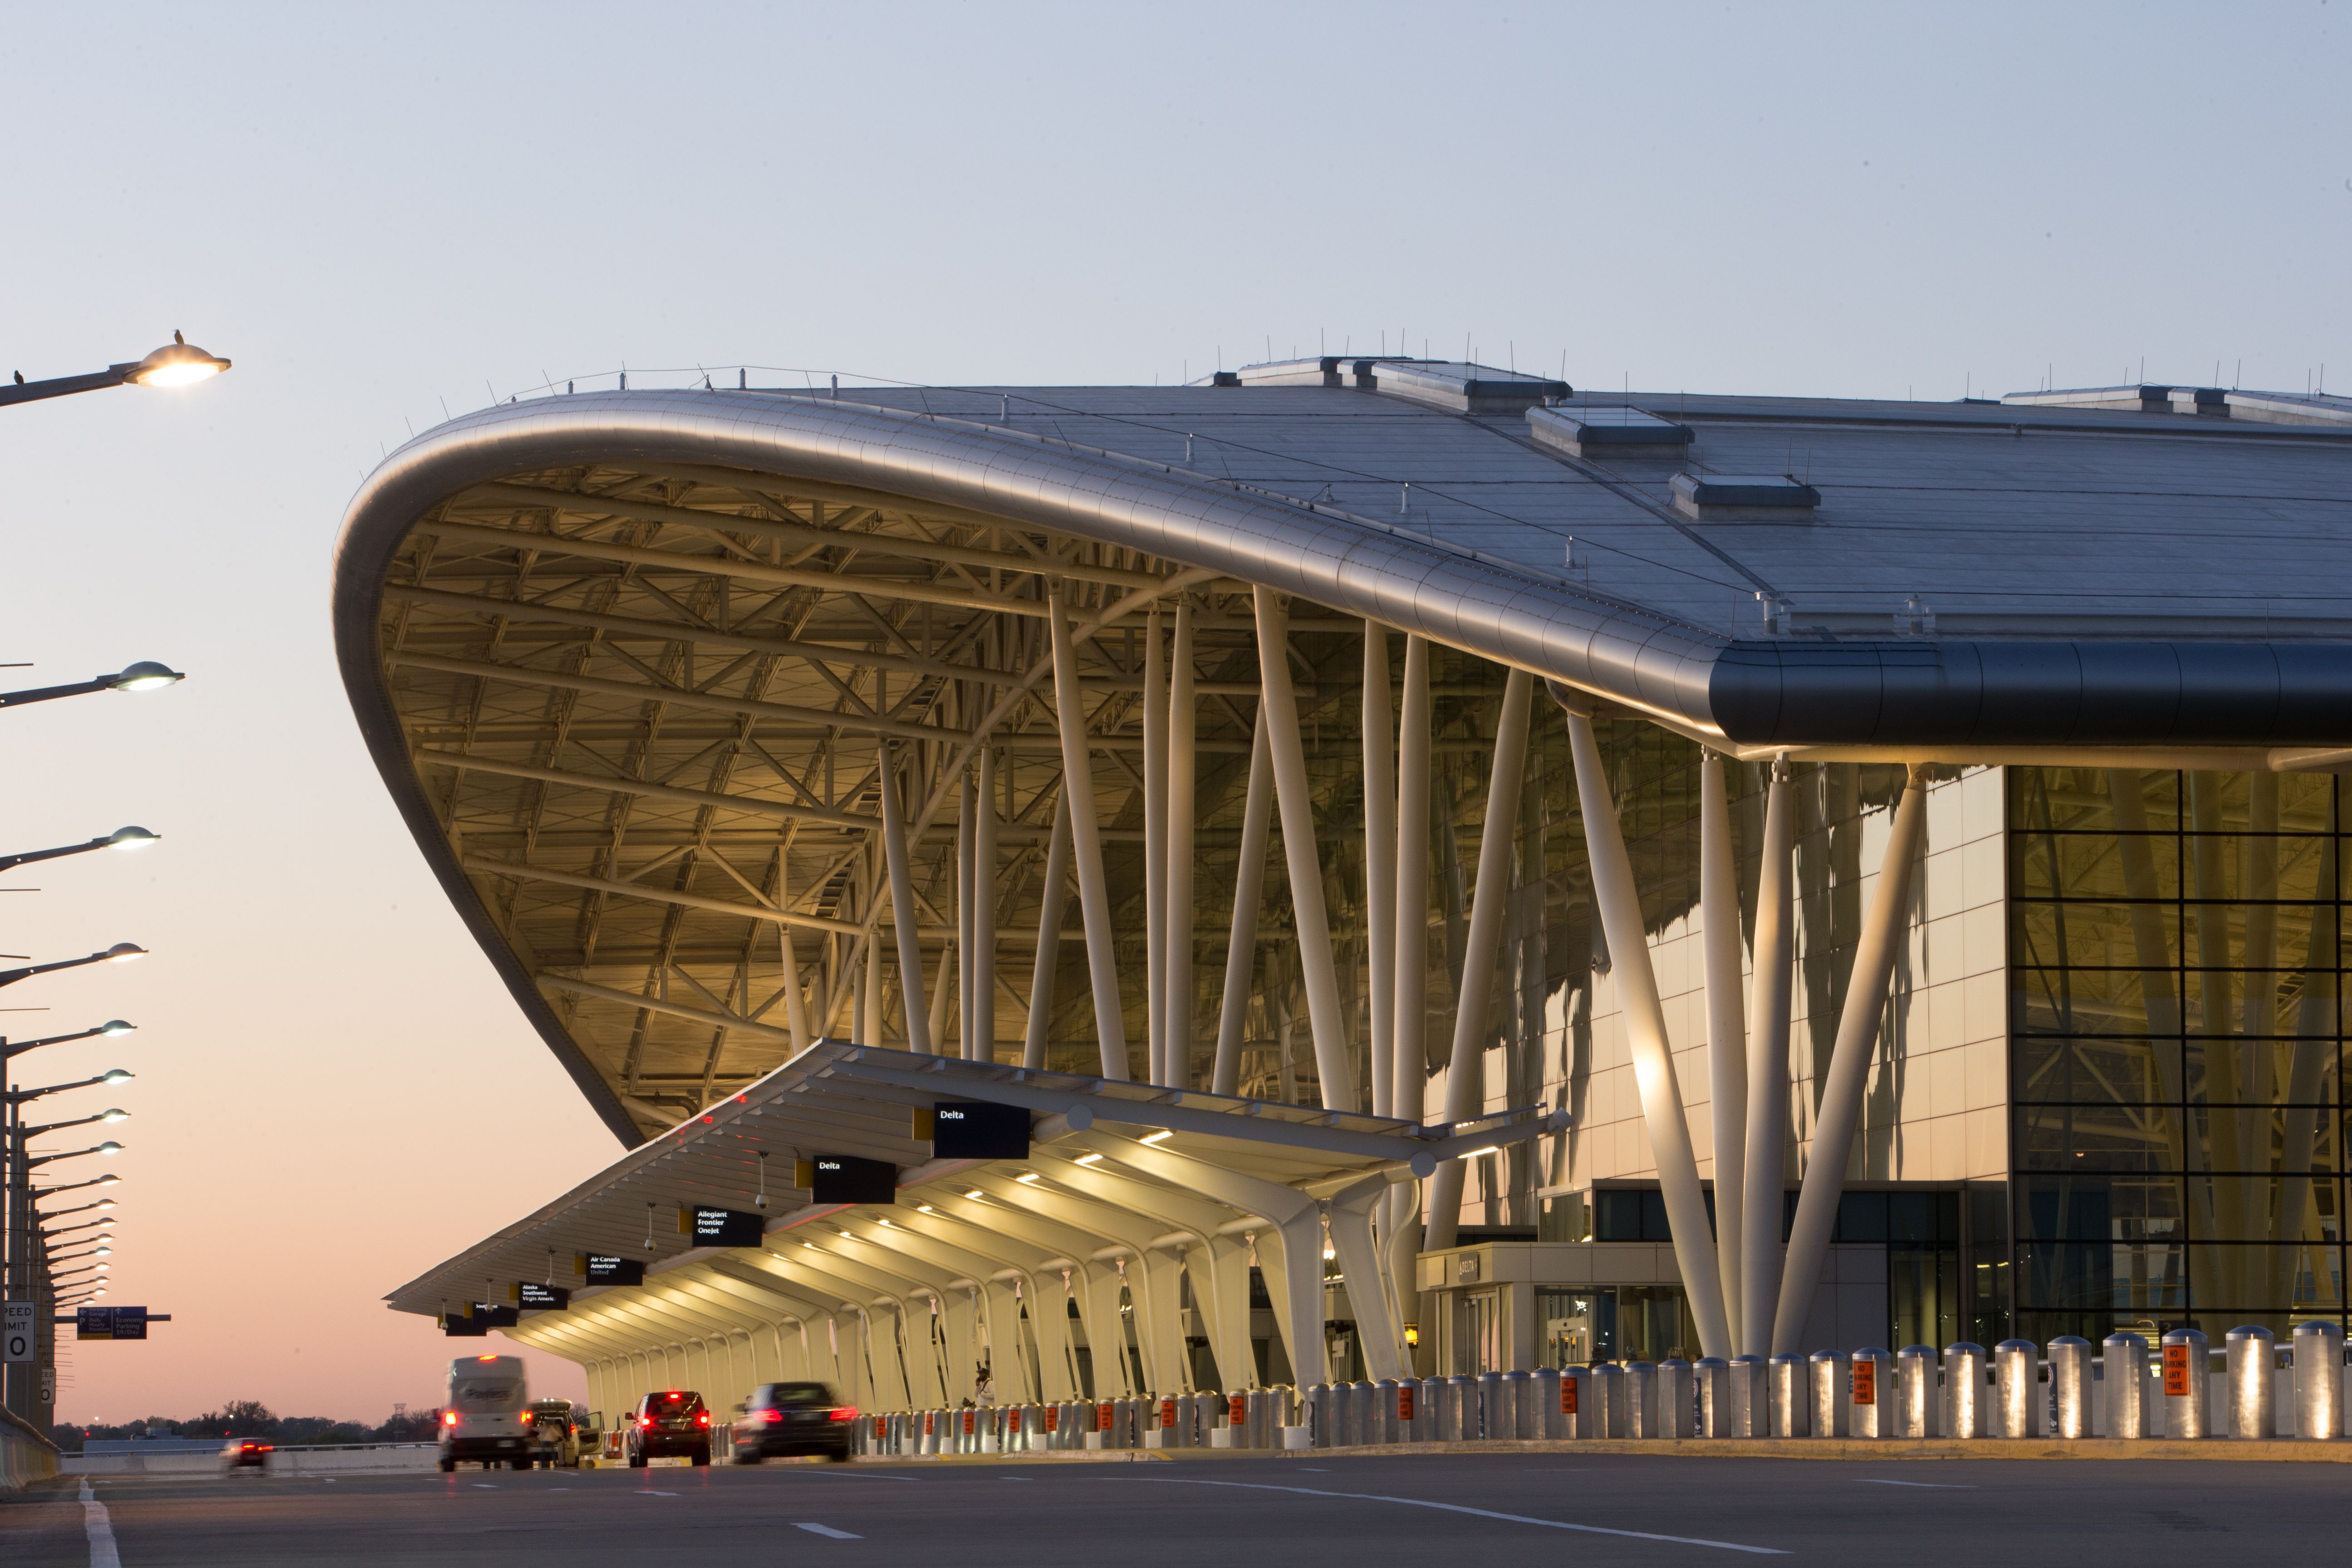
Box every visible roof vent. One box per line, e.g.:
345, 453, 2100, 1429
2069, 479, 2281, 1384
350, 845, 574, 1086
1209, 371, 1241, 388
1368, 360, 1570, 414
2001, 384, 2173, 414
1233, 357, 1347, 388
1527, 404, 1693, 460
2168, 386, 2229, 417
1670, 471, 1819, 522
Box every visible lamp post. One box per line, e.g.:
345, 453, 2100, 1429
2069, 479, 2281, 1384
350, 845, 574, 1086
0, 947, 147, 991
5, 1056, 132, 1422
0, 663, 184, 714
0, 333, 230, 410
0, 829, 160, 875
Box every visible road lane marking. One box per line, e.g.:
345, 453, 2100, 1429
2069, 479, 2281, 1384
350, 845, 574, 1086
645, 1490, 679, 1496
1856, 1480, 1976, 1490
78, 1480, 121, 1568
473, 1484, 498, 1489
1116, 1478, 1787, 1555
796, 1523, 862, 1539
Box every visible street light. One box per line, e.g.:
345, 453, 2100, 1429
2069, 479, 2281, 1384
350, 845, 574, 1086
0, 663, 184, 713
0, 946, 147, 990
0, 332, 231, 408
38, 1198, 115, 1221
26, 1141, 123, 1168
31, 1174, 119, 1199
0, 828, 162, 874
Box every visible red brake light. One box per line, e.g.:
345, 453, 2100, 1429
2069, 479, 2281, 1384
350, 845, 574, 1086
665, 1392, 681, 1401
443, 1412, 458, 1426
828, 1406, 857, 1422
697, 1412, 710, 1425
641, 1416, 654, 1428
757, 1409, 781, 1423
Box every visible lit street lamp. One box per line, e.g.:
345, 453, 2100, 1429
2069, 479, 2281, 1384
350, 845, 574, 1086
0, 828, 161, 874
0, 1022, 136, 1069
0, 662, 183, 713
0, 332, 230, 409
0, 946, 147, 990
31, 1173, 118, 1200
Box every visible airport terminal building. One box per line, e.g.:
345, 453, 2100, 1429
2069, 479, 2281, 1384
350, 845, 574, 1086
339, 361, 2352, 1421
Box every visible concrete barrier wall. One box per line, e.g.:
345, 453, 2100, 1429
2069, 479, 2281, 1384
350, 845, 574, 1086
64, 1444, 441, 1477
1, 1407, 59, 1491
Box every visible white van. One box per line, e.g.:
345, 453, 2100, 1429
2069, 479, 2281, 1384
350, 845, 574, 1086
439, 1354, 532, 1471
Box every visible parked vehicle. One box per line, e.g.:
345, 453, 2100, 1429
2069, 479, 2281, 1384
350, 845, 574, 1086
528, 1398, 585, 1467
625, 1390, 711, 1467
730, 1382, 856, 1464
220, 1438, 273, 1471
439, 1354, 533, 1472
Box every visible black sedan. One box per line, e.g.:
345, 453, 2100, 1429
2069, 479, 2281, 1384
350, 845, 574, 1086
730, 1382, 856, 1463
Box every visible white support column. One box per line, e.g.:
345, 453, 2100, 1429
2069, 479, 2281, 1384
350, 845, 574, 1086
860, 924, 882, 1048
1564, 705, 1733, 1359
1363, 622, 1398, 1117
957, 764, 977, 1059
878, 748, 932, 1054
1387, 634, 1432, 1339
1166, 599, 1196, 1089
1325, 1174, 1408, 1381
1252, 587, 1357, 1113
1211, 706, 1274, 1098
1423, 667, 1534, 1251
974, 744, 998, 1064
1048, 583, 1132, 1081
1699, 751, 1748, 1353
1143, 606, 1170, 1085
778, 922, 811, 1058
1023, 791, 1072, 1070
1740, 757, 1795, 1357
1770, 765, 1928, 1354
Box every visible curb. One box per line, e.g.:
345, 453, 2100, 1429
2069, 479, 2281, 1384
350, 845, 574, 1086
855, 1450, 1171, 1466
1283, 1436, 2352, 1464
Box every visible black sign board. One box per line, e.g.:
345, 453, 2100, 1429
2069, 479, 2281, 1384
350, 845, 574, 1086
681, 1206, 765, 1249
931, 1101, 1030, 1160
579, 1254, 646, 1286
442, 1314, 490, 1337
517, 1283, 571, 1311
468, 1303, 520, 1328
75, 1306, 148, 1341
810, 1154, 897, 1205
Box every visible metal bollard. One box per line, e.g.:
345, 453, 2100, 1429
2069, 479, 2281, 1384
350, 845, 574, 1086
1943, 1343, 1988, 1438
1502, 1369, 1533, 1439
1398, 1377, 1428, 1443
1895, 1346, 1939, 1438
1473, 1371, 1505, 1439
1624, 1362, 1658, 1439
1560, 1366, 1592, 1438
2162, 1328, 2211, 1439
1353, 1379, 1378, 1446
1528, 1369, 1561, 1438
1368, 1378, 1399, 1445
1430, 1376, 1459, 1442
1849, 1348, 1891, 1438
1306, 1384, 1333, 1448
1808, 1350, 1848, 1438
2048, 1338, 2093, 1439
1656, 1359, 1696, 1438
1592, 1363, 1628, 1438
1727, 1355, 1768, 1437
2293, 1319, 2344, 1440
1244, 1388, 1268, 1450
1993, 1340, 2040, 1437
1766, 1353, 1809, 1437
2226, 1326, 2276, 1440
2102, 1333, 2151, 1439
1695, 1357, 1731, 1436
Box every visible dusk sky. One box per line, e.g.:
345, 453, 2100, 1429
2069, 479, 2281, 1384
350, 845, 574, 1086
2, 0, 2342, 1425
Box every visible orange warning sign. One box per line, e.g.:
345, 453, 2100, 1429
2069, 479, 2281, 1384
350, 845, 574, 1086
2163, 1343, 2192, 1397
1852, 1358, 1876, 1406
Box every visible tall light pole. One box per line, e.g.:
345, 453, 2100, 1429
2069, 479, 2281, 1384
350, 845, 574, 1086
5, 1052, 136, 1423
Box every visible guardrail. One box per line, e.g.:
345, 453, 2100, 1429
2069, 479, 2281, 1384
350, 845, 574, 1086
1, 1404, 59, 1490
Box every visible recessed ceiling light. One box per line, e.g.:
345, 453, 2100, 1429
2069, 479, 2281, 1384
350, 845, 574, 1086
1074, 1153, 1103, 1166
1141, 1130, 1173, 1145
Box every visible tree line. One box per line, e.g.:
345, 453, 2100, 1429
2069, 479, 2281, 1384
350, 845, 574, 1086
54, 1399, 445, 1450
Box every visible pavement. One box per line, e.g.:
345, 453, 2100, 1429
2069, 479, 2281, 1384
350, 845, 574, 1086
5, 1449, 2347, 1564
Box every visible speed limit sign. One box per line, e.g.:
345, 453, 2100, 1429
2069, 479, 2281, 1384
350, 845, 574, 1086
1, 1303, 33, 1364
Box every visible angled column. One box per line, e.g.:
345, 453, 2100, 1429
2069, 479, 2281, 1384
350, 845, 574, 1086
1563, 702, 1732, 1359
1363, 622, 1398, 1117
877, 745, 933, 1055
1023, 790, 1073, 1070
1700, 751, 1748, 1352
1253, 587, 1356, 1112
1387, 634, 1433, 1336
1770, 765, 1928, 1353
973, 743, 997, 1063
1423, 667, 1534, 1251
1048, 582, 1132, 1081
1166, 599, 1197, 1089
1740, 758, 1796, 1357
957, 764, 977, 1058
1143, 606, 1170, 1085
1211, 706, 1275, 1098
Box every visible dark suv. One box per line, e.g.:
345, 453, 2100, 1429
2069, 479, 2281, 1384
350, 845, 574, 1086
730, 1382, 856, 1464
626, 1390, 712, 1466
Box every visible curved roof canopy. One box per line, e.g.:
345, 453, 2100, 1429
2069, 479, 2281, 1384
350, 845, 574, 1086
336, 369, 2352, 1143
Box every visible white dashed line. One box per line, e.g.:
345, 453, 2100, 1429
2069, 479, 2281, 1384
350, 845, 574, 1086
1115, 1477, 1787, 1556
796, 1522, 862, 1539
78, 1480, 121, 1568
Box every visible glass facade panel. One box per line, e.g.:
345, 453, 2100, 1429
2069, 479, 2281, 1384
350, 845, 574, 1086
2010, 768, 2352, 1334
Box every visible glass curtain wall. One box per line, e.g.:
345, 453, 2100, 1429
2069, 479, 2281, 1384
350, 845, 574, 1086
2010, 768, 2347, 1343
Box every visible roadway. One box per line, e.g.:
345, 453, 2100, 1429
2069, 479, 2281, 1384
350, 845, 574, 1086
1, 1450, 2335, 1564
